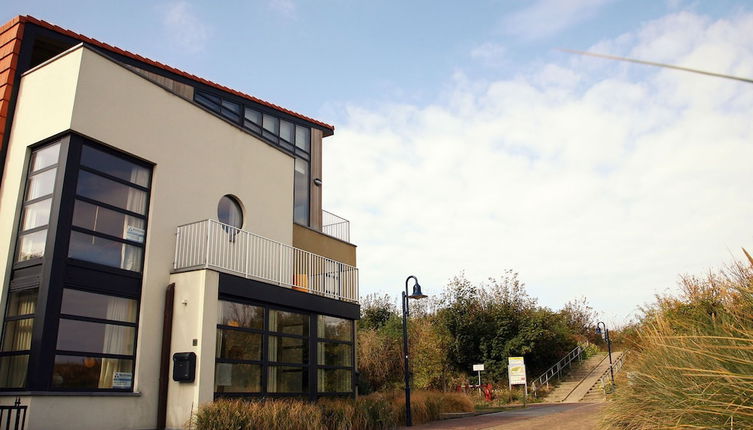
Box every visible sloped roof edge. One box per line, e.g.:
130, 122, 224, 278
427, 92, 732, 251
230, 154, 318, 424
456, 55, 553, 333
14, 15, 335, 133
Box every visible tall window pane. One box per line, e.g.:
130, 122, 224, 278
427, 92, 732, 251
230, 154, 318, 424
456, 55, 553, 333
81, 146, 150, 187
30, 142, 60, 172
72, 200, 145, 243
60, 289, 137, 323
294, 159, 309, 225
0, 355, 29, 388
21, 199, 52, 231
56, 319, 135, 355
76, 171, 147, 215
295, 126, 310, 152
269, 336, 307, 363
280, 121, 294, 143
269, 309, 308, 335
6, 290, 37, 317
17, 229, 47, 262
268, 366, 307, 393
215, 363, 261, 393
317, 315, 353, 341
1, 319, 34, 351
216, 330, 261, 361
25, 168, 56, 200
68, 231, 143, 272
52, 355, 133, 389
218, 301, 263, 329
317, 342, 352, 367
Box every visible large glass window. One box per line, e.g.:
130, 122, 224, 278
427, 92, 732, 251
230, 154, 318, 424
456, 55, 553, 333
317, 315, 354, 393
52, 289, 137, 390
214, 302, 356, 397
194, 90, 312, 157
215, 301, 265, 394
0, 289, 37, 386
69, 145, 150, 272
294, 159, 309, 226
16, 141, 60, 263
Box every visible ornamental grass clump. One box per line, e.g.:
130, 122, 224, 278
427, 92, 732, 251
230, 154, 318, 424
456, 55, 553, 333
603, 257, 753, 429
193, 390, 474, 430
193, 398, 324, 430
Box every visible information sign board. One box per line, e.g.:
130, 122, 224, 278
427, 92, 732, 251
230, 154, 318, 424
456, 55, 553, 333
508, 357, 526, 385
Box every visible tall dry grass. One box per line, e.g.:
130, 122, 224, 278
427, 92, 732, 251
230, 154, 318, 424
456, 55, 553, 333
603, 257, 753, 429
193, 391, 474, 430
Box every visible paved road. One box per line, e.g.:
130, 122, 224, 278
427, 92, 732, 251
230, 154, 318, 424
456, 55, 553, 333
403, 403, 605, 430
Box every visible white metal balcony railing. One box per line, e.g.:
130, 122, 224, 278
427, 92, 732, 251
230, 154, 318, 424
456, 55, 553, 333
173, 219, 359, 303
322, 210, 350, 243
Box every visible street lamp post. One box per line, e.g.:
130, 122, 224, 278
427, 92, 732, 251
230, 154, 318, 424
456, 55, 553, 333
402, 275, 427, 427
596, 321, 614, 387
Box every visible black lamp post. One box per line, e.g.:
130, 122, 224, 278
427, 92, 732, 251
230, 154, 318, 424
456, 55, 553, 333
402, 275, 427, 427
596, 321, 614, 387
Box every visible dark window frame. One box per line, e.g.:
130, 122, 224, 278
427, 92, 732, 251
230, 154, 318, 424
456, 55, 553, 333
315, 315, 355, 395
0, 133, 152, 393
54, 304, 138, 390
66, 142, 151, 275
214, 298, 355, 398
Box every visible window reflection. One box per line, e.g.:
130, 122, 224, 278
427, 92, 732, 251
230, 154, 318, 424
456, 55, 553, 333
68, 231, 143, 272
76, 171, 147, 215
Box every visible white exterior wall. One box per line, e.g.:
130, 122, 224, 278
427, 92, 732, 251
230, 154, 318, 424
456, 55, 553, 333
166, 270, 219, 430
0, 46, 296, 430
0, 48, 81, 320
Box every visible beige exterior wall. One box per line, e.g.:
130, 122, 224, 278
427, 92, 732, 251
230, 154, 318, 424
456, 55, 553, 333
293, 223, 357, 267
0, 48, 80, 320
0, 46, 298, 430
166, 270, 219, 430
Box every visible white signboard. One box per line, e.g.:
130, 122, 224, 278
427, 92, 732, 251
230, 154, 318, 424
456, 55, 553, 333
508, 357, 526, 385
126, 226, 145, 243
473, 364, 484, 372
112, 372, 132, 389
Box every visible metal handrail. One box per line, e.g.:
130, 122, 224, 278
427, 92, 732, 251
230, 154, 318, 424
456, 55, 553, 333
598, 351, 627, 395
173, 219, 359, 303
322, 210, 350, 242
531, 345, 584, 394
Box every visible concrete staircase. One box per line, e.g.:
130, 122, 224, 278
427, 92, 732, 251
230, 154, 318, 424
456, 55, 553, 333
541, 352, 607, 403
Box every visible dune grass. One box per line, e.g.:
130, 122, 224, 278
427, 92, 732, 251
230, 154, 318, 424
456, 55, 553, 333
603, 257, 753, 429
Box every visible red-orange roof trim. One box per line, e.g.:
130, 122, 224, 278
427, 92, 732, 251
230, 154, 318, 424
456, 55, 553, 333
14, 15, 335, 132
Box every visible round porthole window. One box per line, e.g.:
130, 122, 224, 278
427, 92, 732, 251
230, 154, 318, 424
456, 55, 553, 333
218, 195, 243, 228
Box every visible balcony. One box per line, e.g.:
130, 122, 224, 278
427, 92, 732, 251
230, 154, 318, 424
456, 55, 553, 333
173, 219, 359, 303
322, 210, 350, 242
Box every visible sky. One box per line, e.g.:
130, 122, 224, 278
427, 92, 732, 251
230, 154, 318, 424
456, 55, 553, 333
3, 1, 752, 324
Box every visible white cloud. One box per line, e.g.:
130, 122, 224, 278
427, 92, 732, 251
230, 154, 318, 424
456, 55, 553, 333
162, 1, 210, 53
324, 11, 753, 323
503, 0, 614, 40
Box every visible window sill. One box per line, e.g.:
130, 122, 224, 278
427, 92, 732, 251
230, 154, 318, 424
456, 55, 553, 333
0, 391, 141, 397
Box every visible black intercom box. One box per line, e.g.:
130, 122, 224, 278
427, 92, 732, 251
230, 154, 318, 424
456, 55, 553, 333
172, 352, 196, 382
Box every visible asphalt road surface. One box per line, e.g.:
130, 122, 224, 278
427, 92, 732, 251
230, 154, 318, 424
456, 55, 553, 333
404, 403, 605, 430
